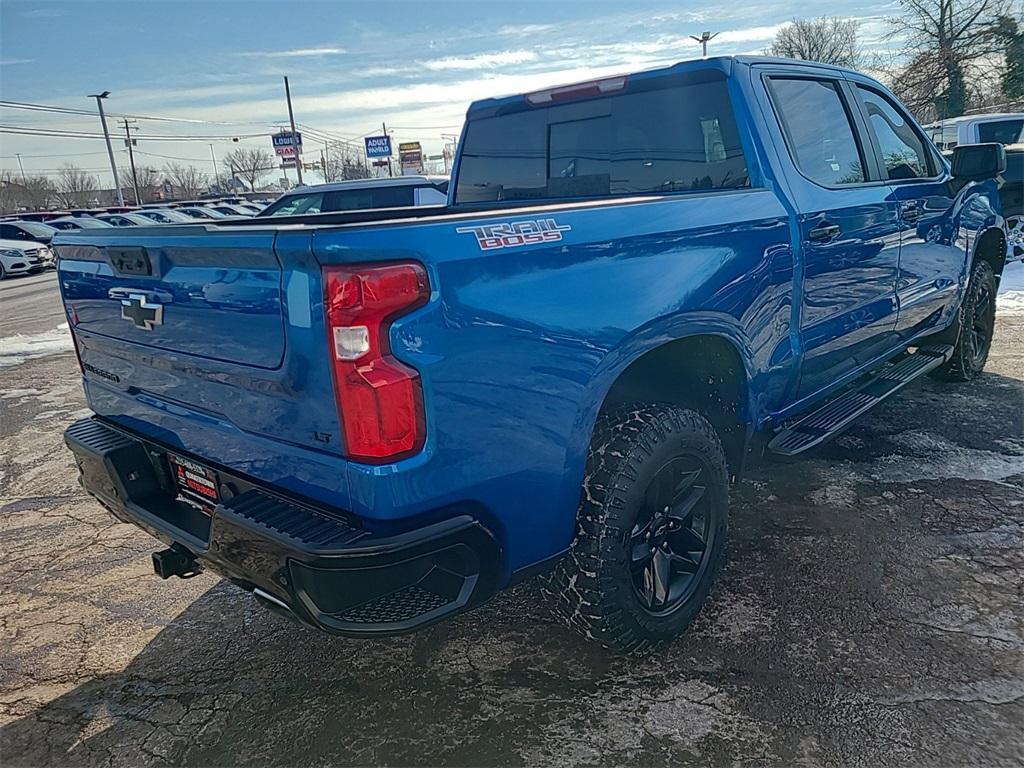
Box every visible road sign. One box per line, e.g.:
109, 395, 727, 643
364, 135, 392, 158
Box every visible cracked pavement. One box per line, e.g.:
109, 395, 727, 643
1, 274, 1022, 767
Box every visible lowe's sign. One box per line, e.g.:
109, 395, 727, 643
272, 132, 302, 148
364, 135, 392, 158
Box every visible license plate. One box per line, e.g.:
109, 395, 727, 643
168, 453, 220, 512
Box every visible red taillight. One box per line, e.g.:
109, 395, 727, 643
324, 262, 430, 462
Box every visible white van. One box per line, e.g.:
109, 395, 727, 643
924, 113, 1024, 151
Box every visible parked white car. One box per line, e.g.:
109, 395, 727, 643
0, 238, 53, 279
924, 113, 1024, 151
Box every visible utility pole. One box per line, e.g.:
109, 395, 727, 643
209, 144, 220, 192
89, 91, 124, 206
382, 121, 393, 177
15, 153, 26, 183
283, 76, 303, 185
441, 133, 458, 175
321, 146, 329, 182
689, 31, 719, 58
122, 119, 141, 205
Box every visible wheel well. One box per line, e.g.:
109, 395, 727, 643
973, 227, 1007, 277
599, 335, 749, 476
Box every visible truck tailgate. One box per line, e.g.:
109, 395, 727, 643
57, 226, 285, 368
55, 226, 345, 460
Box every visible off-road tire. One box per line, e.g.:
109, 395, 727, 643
931, 259, 998, 382
545, 404, 729, 653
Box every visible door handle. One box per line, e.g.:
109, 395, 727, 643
808, 223, 841, 242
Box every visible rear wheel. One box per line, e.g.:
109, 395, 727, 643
546, 404, 729, 652
932, 259, 998, 382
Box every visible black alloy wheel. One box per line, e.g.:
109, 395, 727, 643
629, 458, 716, 614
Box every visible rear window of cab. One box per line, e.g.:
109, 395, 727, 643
455, 73, 749, 205
262, 183, 445, 216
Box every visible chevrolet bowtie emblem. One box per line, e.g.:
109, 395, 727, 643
120, 293, 163, 331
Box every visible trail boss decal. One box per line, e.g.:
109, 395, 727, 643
456, 218, 571, 251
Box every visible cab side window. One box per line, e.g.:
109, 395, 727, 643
855, 86, 934, 180
768, 77, 866, 186
265, 193, 324, 216
941, 124, 958, 150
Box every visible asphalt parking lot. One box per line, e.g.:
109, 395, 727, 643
1, 270, 1022, 767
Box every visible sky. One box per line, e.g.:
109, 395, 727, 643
0, 0, 900, 188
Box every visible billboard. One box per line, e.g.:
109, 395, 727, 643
364, 135, 392, 158
272, 132, 302, 147
399, 141, 423, 175
272, 132, 302, 157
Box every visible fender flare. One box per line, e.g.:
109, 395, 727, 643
556, 312, 756, 501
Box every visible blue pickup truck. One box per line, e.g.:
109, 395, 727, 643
56, 56, 1008, 652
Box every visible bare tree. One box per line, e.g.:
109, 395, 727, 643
22, 175, 56, 210
886, 0, 1011, 119
53, 164, 99, 208
0, 174, 56, 213
0, 172, 18, 215
163, 162, 210, 198
223, 147, 275, 191
323, 142, 370, 182
119, 166, 162, 204
768, 17, 860, 66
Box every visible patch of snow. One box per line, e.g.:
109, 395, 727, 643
998, 259, 1024, 314
1, 388, 44, 399
0, 323, 74, 368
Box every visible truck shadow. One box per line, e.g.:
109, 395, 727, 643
3, 371, 1022, 767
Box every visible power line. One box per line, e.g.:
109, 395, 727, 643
0, 151, 108, 159
0, 99, 275, 128
0, 124, 275, 141
134, 149, 210, 163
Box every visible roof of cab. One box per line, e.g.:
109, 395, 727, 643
284, 175, 449, 195
922, 112, 1024, 128
465, 55, 856, 119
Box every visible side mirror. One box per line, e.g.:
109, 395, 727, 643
951, 143, 1006, 181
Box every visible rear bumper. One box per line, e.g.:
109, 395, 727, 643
64, 417, 501, 636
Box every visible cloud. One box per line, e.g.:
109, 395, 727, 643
496, 23, 555, 36
712, 24, 785, 44
423, 50, 537, 71
20, 7, 65, 17
0, 58, 35, 66
238, 47, 345, 59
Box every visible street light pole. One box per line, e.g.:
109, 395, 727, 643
209, 144, 220, 192
89, 91, 124, 206
283, 76, 303, 185
689, 31, 719, 58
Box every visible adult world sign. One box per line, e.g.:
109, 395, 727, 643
364, 135, 392, 158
